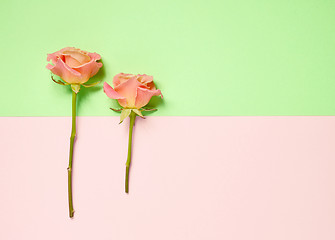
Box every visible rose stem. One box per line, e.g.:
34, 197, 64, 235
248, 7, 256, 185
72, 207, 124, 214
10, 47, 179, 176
125, 111, 136, 193
68, 90, 77, 218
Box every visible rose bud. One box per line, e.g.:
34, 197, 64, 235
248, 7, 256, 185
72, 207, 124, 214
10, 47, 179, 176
46, 47, 102, 91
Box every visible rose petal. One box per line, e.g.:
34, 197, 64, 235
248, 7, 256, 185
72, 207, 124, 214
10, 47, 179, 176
47, 47, 75, 64
90, 62, 103, 77
137, 74, 157, 90
88, 52, 102, 61
47, 53, 58, 65
113, 73, 136, 87
114, 76, 142, 108
103, 82, 125, 100
64, 55, 83, 68
135, 87, 162, 109
46, 63, 55, 70
73, 60, 102, 80
46, 58, 82, 84
138, 74, 153, 84
63, 49, 91, 66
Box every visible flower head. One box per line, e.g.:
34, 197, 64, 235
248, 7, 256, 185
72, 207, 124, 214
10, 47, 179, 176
46, 47, 102, 85
104, 73, 162, 109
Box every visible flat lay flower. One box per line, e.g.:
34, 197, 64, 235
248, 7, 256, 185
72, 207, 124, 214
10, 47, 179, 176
46, 47, 102, 86
104, 73, 162, 193
104, 73, 162, 108
46, 47, 102, 218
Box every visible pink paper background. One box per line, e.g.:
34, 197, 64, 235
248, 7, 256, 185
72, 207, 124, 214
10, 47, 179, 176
0, 116, 334, 239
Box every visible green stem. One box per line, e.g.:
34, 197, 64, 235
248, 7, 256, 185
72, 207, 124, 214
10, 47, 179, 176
125, 111, 136, 193
68, 90, 77, 218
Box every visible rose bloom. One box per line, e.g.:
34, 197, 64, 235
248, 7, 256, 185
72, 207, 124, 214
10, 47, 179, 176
46, 47, 102, 84
104, 73, 162, 109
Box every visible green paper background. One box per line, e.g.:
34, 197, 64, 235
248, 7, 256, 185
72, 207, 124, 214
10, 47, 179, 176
1, 0, 334, 116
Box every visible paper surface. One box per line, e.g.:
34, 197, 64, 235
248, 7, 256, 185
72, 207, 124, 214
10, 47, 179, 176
1, 0, 335, 116
0, 116, 334, 239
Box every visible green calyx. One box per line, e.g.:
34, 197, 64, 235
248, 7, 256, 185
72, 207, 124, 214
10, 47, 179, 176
120, 109, 143, 124
112, 108, 144, 124
51, 75, 101, 94
51, 75, 69, 86
110, 107, 159, 124
71, 84, 81, 94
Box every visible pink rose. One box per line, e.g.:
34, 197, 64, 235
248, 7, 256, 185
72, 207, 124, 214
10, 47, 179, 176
46, 47, 102, 84
103, 73, 163, 109
104, 74, 163, 193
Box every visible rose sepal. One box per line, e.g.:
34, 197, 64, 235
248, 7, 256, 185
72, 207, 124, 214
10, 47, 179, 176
140, 107, 157, 112
120, 109, 132, 124
110, 107, 122, 112
51, 75, 100, 94
51, 75, 70, 85
132, 109, 144, 118
117, 108, 145, 124
82, 80, 101, 88
71, 84, 81, 94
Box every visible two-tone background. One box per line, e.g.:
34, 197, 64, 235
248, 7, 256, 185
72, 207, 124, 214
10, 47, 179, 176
1, 0, 335, 239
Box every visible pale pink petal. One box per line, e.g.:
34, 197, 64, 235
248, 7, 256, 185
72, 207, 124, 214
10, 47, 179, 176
46, 63, 55, 70
47, 47, 75, 64
88, 52, 102, 61
90, 62, 103, 77
113, 73, 136, 87
117, 99, 128, 108
47, 53, 59, 65
135, 87, 162, 109
137, 74, 157, 90
138, 74, 153, 84
103, 82, 125, 100
63, 49, 91, 66
46, 58, 83, 84
114, 76, 142, 108
64, 55, 83, 67
59, 47, 77, 52
72, 59, 102, 80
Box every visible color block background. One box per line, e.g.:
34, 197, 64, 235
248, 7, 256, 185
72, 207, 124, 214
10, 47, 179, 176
1, 0, 335, 116
1, 1, 335, 239
1, 116, 335, 240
